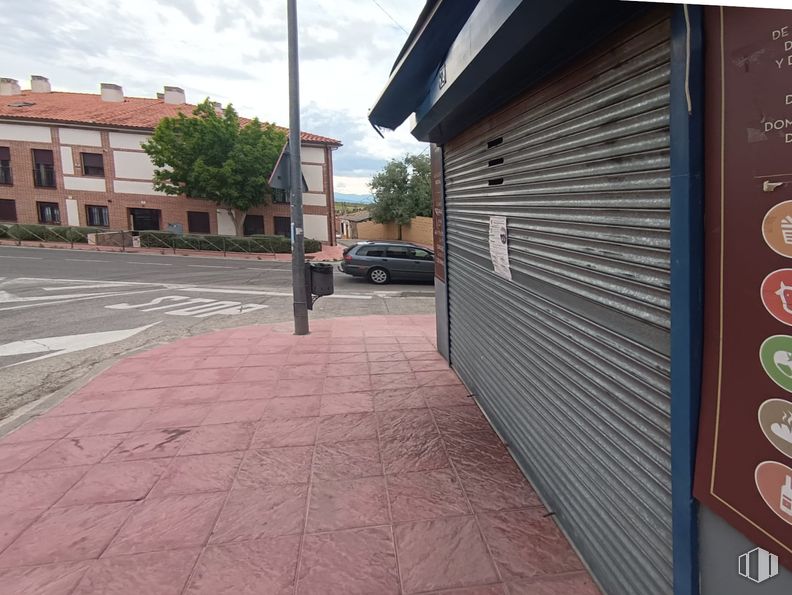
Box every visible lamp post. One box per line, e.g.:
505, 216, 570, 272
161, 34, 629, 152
287, 0, 309, 335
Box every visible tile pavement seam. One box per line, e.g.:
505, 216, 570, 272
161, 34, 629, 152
374, 390, 413, 595
0, 442, 53, 474
19, 434, 129, 473
47, 463, 125, 509
0, 508, 47, 559
424, 403, 506, 588
177, 453, 247, 595
292, 402, 320, 595
410, 580, 506, 595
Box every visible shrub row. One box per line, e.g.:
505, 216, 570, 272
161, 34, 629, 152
0, 224, 105, 243
0, 224, 322, 253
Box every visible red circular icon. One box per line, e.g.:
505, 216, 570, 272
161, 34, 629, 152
761, 269, 792, 326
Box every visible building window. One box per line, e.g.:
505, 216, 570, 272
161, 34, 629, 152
272, 188, 288, 203
0, 199, 16, 222
37, 202, 61, 224
273, 216, 291, 237
129, 208, 161, 231
243, 215, 265, 236
0, 147, 11, 185
32, 149, 56, 188
86, 205, 109, 227
81, 152, 105, 177
187, 211, 210, 234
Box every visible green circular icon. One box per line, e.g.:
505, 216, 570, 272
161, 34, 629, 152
760, 336, 792, 393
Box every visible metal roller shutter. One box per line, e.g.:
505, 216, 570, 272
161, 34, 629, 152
444, 14, 672, 595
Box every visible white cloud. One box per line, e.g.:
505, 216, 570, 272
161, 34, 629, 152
334, 175, 373, 196
0, 0, 426, 195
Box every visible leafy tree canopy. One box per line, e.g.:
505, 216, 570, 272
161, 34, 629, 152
143, 99, 286, 235
369, 153, 431, 232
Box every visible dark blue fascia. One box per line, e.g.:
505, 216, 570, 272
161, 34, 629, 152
368, 0, 478, 131
410, 0, 648, 143
669, 5, 704, 595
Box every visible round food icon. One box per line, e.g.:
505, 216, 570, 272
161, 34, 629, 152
761, 269, 792, 326
755, 461, 792, 525
759, 398, 792, 459
763, 201, 792, 258
760, 336, 792, 392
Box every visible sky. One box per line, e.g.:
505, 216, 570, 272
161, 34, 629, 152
0, 0, 427, 196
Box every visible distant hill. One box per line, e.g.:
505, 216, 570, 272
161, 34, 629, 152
335, 193, 373, 204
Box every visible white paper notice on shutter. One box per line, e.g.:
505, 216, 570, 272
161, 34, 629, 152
488, 216, 512, 280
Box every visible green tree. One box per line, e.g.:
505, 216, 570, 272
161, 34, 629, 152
143, 99, 286, 236
369, 153, 431, 239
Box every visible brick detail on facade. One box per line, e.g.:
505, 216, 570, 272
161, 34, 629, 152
0, 126, 338, 243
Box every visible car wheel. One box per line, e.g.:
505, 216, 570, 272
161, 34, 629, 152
368, 267, 390, 285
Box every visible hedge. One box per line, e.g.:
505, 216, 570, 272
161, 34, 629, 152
0, 224, 105, 243
0, 224, 323, 253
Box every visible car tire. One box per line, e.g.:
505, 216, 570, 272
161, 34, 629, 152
368, 267, 390, 285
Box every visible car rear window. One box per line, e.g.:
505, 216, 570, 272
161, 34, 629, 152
386, 246, 411, 259
357, 246, 385, 257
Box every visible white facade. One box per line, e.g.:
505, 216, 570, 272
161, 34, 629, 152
64, 177, 106, 192
113, 180, 165, 195
58, 128, 102, 146
301, 146, 325, 163
60, 146, 74, 174
108, 132, 150, 150
113, 151, 156, 180
304, 213, 329, 241
0, 123, 51, 142
303, 163, 324, 193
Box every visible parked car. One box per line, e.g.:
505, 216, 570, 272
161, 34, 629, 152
339, 241, 434, 284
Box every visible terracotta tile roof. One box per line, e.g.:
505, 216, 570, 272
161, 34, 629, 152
0, 90, 342, 146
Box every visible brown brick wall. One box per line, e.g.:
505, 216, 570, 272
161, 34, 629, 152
401, 216, 434, 246
353, 216, 434, 245
0, 124, 335, 243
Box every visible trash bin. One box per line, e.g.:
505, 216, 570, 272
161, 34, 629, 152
307, 262, 335, 297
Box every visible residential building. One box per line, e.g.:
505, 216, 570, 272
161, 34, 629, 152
370, 2, 792, 594
0, 76, 341, 243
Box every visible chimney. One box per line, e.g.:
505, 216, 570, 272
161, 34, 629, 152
156, 92, 164, 100
30, 75, 51, 93
0, 78, 21, 96
212, 101, 222, 114
100, 83, 124, 102
163, 86, 186, 104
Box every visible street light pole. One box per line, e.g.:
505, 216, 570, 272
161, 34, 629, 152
287, 0, 309, 335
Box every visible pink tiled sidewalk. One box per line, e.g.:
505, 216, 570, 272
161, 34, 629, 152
0, 315, 600, 595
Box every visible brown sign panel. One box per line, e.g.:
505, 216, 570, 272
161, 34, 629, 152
695, 7, 792, 569
430, 144, 446, 282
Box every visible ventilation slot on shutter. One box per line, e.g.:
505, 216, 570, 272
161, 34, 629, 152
488, 158, 504, 167
488, 178, 504, 186
487, 137, 503, 149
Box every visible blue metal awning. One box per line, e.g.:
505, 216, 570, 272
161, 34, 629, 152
369, 0, 648, 144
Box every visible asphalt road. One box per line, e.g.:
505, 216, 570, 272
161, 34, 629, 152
0, 245, 435, 421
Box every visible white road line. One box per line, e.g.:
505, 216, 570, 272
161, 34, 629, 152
178, 287, 373, 300
0, 290, 129, 304
245, 267, 290, 271
65, 258, 108, 263
127, 261, 172, 266
0, 322, 160, 368
0, 289, 160, 312
180, 287, 292, 297
187, 264, 235, 269
0, 256, 43, 260
43, 283, 136, 291
16, 277, 162, 287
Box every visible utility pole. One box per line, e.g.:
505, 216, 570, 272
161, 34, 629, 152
287, 0, 309, 335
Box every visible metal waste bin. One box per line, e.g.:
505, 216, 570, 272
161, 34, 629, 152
305, 262, 334, 309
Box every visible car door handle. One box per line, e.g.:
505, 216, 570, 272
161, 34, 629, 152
380, 259, 388, 262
